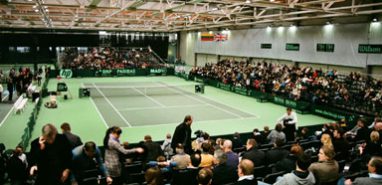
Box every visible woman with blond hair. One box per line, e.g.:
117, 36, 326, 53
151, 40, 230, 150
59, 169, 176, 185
362, 131, 381, 156
320, 133, 334, 150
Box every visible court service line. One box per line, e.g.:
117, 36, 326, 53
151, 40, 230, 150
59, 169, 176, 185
120, 116, 259, 129
118, 103, 210, 111
131, 87, 166, 108
89, 96, 109, 129
92, 83, 132, 128
161, 84, 244, 119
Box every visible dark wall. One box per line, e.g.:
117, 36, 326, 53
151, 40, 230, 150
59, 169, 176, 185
0, 32, 169, 64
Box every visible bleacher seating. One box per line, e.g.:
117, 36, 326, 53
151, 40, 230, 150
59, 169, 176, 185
13, 96, 28, 114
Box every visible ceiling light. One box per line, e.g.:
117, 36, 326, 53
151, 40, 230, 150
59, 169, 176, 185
35, 9, 39, 12
326, 21, 331, 25
212, 8, 218, 11
246, 0, 251, 3
372, 18, 378, 22
33, 5, 37, 8
45, 9, 49, 12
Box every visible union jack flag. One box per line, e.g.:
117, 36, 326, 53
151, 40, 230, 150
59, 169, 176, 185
214, 33, 228, 41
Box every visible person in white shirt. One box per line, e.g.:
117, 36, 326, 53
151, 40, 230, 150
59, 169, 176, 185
278, 107, 298, 141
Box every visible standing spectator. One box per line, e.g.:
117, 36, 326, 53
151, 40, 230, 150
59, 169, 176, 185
212, 149, 238, 185
345, 156, 382, 185
242, 139, 266, 167
274, 153, 316, 185
234, 159, 257, 185
308, 146, 339, 184
7, 76, 14, 101
0, 83, 3, 102
161, 133, 173, 159
198, 168, 213, 185
171, 115, 193, 154
6, 146, 28, 185
29, 124, 73, 184
103, 126, 144, 185
71, 141, 112, 185
252, 129, 264, 145
267, 124, 286, 144
143, 135, 163, 163
278, 107, 298, 141
61, 122, 83, 149
223, 139, 239, 168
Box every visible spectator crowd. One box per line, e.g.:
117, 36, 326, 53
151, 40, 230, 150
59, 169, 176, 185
0, 113, 382, 185
60, 47, 166, 70
189, 60, 382, 113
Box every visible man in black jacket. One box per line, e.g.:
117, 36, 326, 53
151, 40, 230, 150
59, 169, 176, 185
143, 135, 163, 163
29, 124, 73, 185
266, 138, 289, 165
171, 115, 193, 154
242, 139, 265, 167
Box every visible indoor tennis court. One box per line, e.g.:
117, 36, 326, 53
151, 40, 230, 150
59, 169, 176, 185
84, 81, 257, 127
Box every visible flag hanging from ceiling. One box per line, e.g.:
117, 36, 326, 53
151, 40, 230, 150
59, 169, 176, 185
201, 32, 214, 41
214, 33, 228, 41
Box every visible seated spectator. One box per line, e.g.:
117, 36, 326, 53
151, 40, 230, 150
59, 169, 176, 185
266, 139, 289, 165
274, 153, 315, 185
171, 144, 191, 170
232, 132, 243, 149
200, 143, 214, 168
320, 133, 334, 150
6, 146, 28, 185
346, 119, 369, 141
61, 122, 82, 149
234, 159, 257, 185
161, 133, 173, 159
262, 126, 270, 143
345, 156, 382, 185
242, 139, 266, 167
223, 139, 239, 168
190, 153, 202, 169
198, 168, 213, 185
308, 146, 339, 184
332, 128, 349, 160
296, 127, 310, 141
362, 131, 382, 157
212, 149, 238, 185
71, 141, 112, 185
267, 123, 286, 144
143, 135, 163, 163
252, 129, 264, 145
145, 167, 164, 185
274, 144, 304, 173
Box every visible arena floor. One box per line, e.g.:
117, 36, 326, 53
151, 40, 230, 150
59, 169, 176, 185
0, 76, 334, 150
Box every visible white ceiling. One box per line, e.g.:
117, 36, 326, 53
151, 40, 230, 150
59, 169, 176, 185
0, 0, 381, 32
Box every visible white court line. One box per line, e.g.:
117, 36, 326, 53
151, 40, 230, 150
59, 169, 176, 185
0, 92, 15, 128
92, 83, 132, 128
118, 104, 210, 111
131, 87, 166, 108
89, 95, 109, 128
160, 83, 245, 119
120, 116, 259, 129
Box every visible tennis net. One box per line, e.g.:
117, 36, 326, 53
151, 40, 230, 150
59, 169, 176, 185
79, 83, 202, 98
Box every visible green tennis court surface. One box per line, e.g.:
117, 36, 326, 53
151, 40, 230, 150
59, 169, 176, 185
0, 76, 334, 150
85, 82, 257, 127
